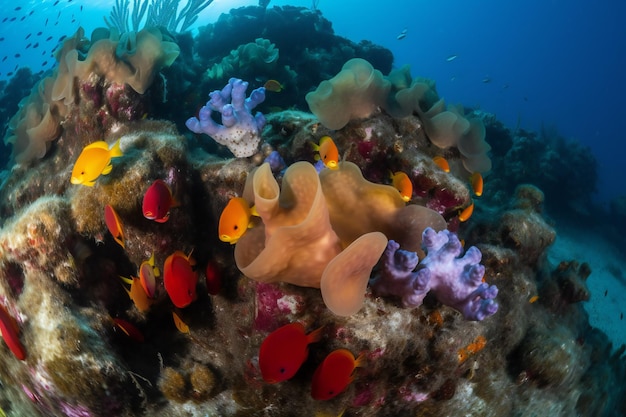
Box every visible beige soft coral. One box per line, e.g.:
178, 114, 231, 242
233, 161, 446, 316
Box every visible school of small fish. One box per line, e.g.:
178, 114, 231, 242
0, 0, 82, 78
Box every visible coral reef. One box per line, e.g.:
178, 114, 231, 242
3, 25, 179, 164
186, 78, 266, 157
0, 4, 623, 417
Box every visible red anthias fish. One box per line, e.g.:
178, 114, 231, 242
104, 204, 125, 248
163, 251, 198, 308
259, 323, 323, 383
0, 304, 26, 360
142, 179, 177, 223
311, 349, 364, 400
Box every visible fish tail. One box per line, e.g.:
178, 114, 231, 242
109, 138, 123, 158
354, 351, 367, 368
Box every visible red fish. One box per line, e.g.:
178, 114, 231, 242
112, 318, 144, 342
104, 204, 125, 248
205, 260, 221, 295
0, 304, 26, 360
259, 323, 323, 383
311, 349, 364, 400
164, 251, 198, 308
142, 179, 177, 223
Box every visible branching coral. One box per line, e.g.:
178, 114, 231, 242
186, 78, 266, 158
105, 0, 215, 33
371, 228, 499, 321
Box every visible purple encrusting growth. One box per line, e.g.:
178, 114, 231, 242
186, 77, 266, 157
371, 227, 499, 321
263, 150, 286, 173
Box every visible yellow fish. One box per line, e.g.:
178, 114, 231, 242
312, 136, 339, 169
71, 139, 123, 186
390, 171, 413, 202
218, 197, 256, 244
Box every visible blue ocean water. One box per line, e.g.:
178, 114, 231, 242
1, 0, 623, 203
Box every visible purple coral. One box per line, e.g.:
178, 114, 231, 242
186, 78, 266, 157
371, 228, 498, 321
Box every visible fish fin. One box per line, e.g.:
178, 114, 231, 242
83, 179, 96, 186
354, 351, 367, 368
119, 275, 133, 285
84, 141, 109, 151
148, 252, 156, 266
307, 326, 324, 344
101, 163, 113, 175
114, 235, 125, 248
153, 266, 161, 278
108, 138, 123, 158
250, 205, 259, 217
310, 141, 320, 152
155, 215, 169, 223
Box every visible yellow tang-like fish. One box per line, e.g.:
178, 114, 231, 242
71, 139, 123, 186
218, 197, 257, 244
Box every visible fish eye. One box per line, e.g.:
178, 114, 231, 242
233, 225, 239, 230
279, 367, 285, 374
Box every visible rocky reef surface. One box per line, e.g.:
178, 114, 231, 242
0, 5, 624, 417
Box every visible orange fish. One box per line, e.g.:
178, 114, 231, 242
0, 304, 25, 360
470, 172, 483, 197
529, 295, 539, 304
218, 197, 255, 244
459, 202, 474, 222
163, 251, 198, 308
104, 204, 125, 248
458, 335, 487, 364
390, 171, 413, 202
112, 318, 144, 342
172, 310, 190, 334
70, 139, 123, 186
119, 275, 153, 312
311, 349, 364, 400
259, 323, 323, 384
432, 156, 450, 172
139, 253, 159, 298
142, 179, 177, 223
312, 136, 339, 169
264, 79, 283, 92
